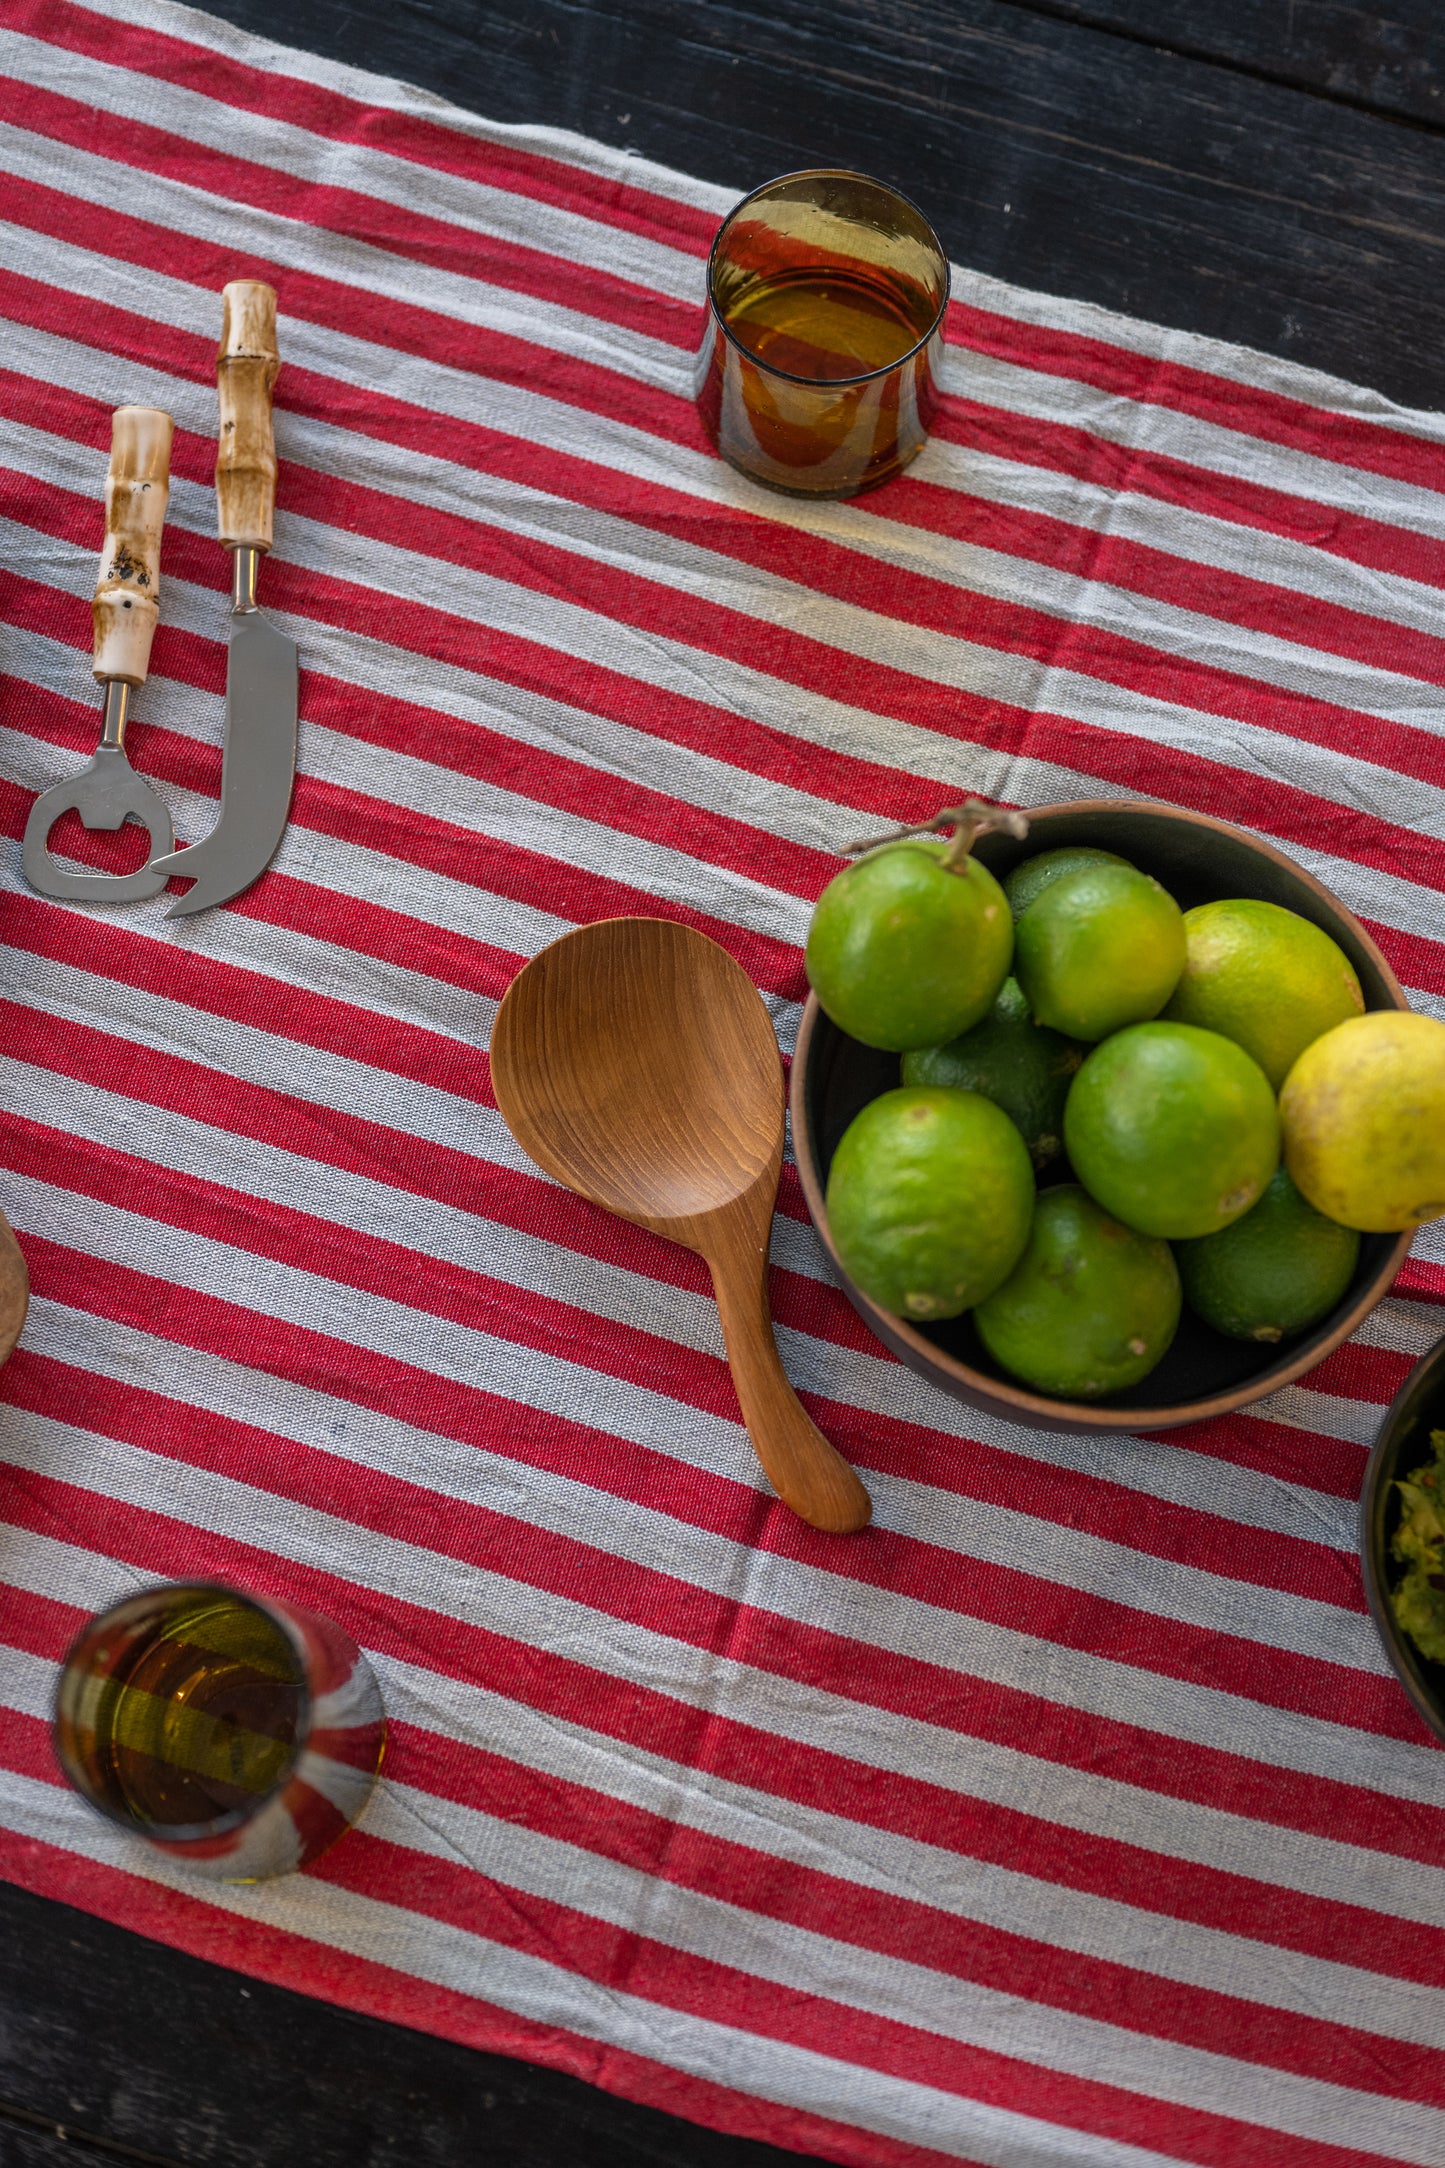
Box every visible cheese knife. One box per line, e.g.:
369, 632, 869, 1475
150, 281, 297, 914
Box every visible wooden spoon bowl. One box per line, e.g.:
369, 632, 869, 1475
490, 918, 870, 1533
0, 1210, 28, 1371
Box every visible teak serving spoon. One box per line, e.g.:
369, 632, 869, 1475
491, 918, 871, 1534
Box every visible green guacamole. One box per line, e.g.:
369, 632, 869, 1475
1390, 1429, 1445, 1665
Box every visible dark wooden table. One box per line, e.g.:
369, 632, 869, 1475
7, 4, 1445, 2163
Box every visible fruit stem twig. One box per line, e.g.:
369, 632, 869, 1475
845, 800, 1030, 873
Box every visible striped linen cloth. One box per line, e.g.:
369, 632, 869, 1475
1, 2, 1443, 2162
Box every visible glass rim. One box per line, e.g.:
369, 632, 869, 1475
705, 166, 951, 389
52, 1580, 315, 1846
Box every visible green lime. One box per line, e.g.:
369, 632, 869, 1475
826, 1086, 1034, 1320
973, 1184, 1180, 1399
806, 840, 1013, 1052
901, 977, 1084, 1169
1004, 846, 1128, 919
1175, 1165, 1359, 1343
1013, 862, 1185, 1040
1064, 1021, 1280, 1239
1162, 898, 1364, 1089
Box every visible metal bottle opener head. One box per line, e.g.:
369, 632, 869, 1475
22, 683, 174, 904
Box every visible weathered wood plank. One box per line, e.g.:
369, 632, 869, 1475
997, 1, 1445, 130
199, 0, 1445, 408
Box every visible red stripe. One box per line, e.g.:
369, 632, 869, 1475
13, 336, 1445, 836
23, 0, 1445, 523
1, 1575, 1439, 2009
0, 688, 809, 1003
0, 1822, 951, 2168
316, 1835, 1445, 2163
10, 452, 1445, 925
6, 1585, 1435, 2092
356, 1724, 1445, 2107
0, 1771, 1395, 2168
0, 1238, 1424, 1763
950, 298, 1445, 499
929, 392, 1445, 595
17, 0, 1445, 543
0, 73, 701, 353
0, 168, 686, 437
16, 0, 721, 255
886, 469, 1445, 690
0, 982, 720, 1300
0, 1104, 1370, 1616
13, 362, 1445, 964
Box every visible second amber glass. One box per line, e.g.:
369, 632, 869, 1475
53, 1581, 385, 1882
696, 169, 949, 498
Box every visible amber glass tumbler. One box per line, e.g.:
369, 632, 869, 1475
695, 169, 949, 498
54, 1581, 385, 1882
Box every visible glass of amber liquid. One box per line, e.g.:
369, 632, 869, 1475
53, 1582, 385, 1882
696, 168, 949, 498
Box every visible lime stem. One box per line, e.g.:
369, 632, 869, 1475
845, 800, 1030, 873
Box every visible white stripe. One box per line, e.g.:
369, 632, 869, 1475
924, 434, 1445, 647
0, 1044, 1384, 1550
8, 402, 1445, 964
7, 1285, 1436, 1816
0, 1679, 1435, 2153
14, 296, 1445, 751
4, 1140, 1384, 1691
6, 1630, 1433, 2044
0, 1760, 1189, 2168
15, 394, 1445, 861
938, 341, 1445, 549
6, 1499, 1441, 1946
1, 1163, 1386, 1683
17, 238, 1445, 677
0, 26, 706, 305
947, 262, 1445, 452
0, 123, 687, 391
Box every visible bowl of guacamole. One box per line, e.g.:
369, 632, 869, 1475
1361, 1334, 1445, 1742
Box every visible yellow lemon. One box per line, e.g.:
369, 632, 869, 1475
1280, 1011, 1445, 1231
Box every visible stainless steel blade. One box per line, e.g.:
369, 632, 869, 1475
150, 608, 297, 915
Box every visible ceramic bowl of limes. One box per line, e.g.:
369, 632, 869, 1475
1360, 1334, 1445, 1743
791, 799, 1418, 1433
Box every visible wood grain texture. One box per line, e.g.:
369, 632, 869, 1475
198, 0, 1445, 406
0, 1885, 803, 2168
491, 918, 871, 1532
1007, 1, 1445, 129
0, 1212, 28, 1373
92, 407, 171, 686
14, 5, 1445, 2164
215, 280, 279, 552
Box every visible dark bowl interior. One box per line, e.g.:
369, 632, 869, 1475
1361, 1337, 1445, 1744
793, 801, 1412, 1432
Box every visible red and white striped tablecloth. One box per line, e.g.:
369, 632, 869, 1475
2, 3, 1444, 2162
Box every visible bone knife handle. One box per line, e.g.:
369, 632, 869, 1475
92, 405, 174, 686
216, 279, 279, 554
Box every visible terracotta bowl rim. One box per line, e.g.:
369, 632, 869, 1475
1359, 1333, 1445, 1744
789, 797, 1414, 1433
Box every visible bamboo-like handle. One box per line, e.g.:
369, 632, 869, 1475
216, 280, 279, 552
92, 406, 174, 686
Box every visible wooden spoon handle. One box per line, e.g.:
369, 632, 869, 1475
216, 280, 279, 552
708, 1219, 871, 1535
92, 406, 173, 685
